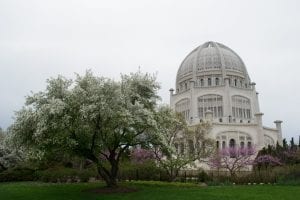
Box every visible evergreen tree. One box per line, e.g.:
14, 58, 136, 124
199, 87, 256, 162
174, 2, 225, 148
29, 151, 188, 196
283, 138, 288, 150
290, 137, 295, 150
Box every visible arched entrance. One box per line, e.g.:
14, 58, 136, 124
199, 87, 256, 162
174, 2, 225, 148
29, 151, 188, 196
229, 139, 236, 148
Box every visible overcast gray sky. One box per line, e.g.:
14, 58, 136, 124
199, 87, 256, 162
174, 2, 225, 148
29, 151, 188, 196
0, 0, 299, 143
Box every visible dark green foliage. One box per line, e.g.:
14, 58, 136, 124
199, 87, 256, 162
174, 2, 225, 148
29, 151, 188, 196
276, 164, 300, 185
118, 160, 165, 181
290, 137, 296, 150
0, 167, 35, 182
256, 140, 300, 166
197, 170, 210, 182
283, 139, 288, 150
35, 166, 97, 183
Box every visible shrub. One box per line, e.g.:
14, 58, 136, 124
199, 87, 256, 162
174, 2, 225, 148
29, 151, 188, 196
275, 164, 300, 185
36, 166, 97, 183
118, 160, 164, 181
0, 167, 36, 182
197, 170, 210, 183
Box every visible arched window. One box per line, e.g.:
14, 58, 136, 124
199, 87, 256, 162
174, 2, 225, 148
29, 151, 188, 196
185, 82, 188, 90
215, 78, 219, 86
208, 78, 212, 86
232, 95, 251, 119
229, 139, 235, 148
240, 141, 246, 155
175, 98, 190, 121
264, 135, 275, 147
222, 141, 226, 149
247, 141, 252, 148
229, 139, 236, 157
216, 141, 220, 149
200, 79, 204, 86
240, 141, 245, 149
198, 94, 223, 119
234, 79, 237, 86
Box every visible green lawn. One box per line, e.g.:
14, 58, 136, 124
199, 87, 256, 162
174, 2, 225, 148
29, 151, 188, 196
0, 181, 299, 200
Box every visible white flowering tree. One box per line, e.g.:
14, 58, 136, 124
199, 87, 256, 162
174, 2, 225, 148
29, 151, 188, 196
0, 129, 24, 172
153, 107, 215, 181
10, 70, 165, 187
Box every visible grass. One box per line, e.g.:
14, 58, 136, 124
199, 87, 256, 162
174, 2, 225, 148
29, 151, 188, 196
0, 181, 299, 200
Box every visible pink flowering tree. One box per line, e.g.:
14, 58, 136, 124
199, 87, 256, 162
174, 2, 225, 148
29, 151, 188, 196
254, 154, 282, 170
209, 146, 256, 177
130, 148, 155, 164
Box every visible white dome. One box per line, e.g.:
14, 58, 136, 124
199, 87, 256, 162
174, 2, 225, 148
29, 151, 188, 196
176, 41, 250, 89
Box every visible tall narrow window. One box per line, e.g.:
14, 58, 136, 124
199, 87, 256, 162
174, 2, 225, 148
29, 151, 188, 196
229, 139, 236, 157
215, 78, 219, 86
200, 79, 204, 86
222, 141, 226, 149
240, 141, 245, 149
247, 141, 252, 148
208, 78, 211, 86
229, 139, 235, 148
234, 79, 237, 86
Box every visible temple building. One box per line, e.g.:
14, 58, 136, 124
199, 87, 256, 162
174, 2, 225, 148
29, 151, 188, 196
169, 41, 283, 152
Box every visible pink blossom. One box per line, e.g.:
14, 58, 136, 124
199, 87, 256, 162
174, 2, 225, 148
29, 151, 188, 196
209, 147, 256, 176
130, 148, 155, 164
254, 155, 282, 167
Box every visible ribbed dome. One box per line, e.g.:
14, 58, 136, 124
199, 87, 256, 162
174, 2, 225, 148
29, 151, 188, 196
176, 41, 250, 89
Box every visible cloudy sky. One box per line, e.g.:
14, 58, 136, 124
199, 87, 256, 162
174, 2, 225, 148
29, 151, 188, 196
0, 0, 299, 142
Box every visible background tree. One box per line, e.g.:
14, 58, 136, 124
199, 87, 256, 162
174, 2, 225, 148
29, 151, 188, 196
10, 70, 165, 187
152, 107, 215, 181
258, 141, 300, 165
130, 148, 155, 164
254, 154, 282, 170
283, 139, 288, 150
290, 137, 296, 150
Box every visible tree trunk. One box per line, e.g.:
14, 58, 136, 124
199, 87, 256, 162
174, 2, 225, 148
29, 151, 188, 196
96, 152, 119, 188
97, 163, 118, 188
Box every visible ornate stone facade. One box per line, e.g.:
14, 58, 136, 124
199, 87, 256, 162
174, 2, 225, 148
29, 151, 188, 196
169, 41, 282, 153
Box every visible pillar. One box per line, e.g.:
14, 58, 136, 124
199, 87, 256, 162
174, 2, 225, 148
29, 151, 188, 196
274, 120, 283, 145
255, 112, 264, 148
